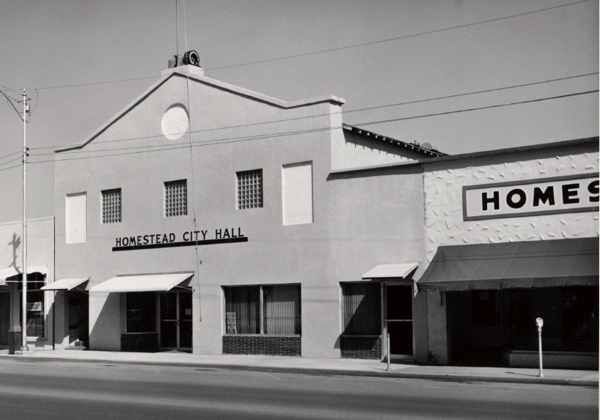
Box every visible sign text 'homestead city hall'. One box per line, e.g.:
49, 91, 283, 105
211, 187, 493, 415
463, 174, 599, 221
113, 227, 247, 251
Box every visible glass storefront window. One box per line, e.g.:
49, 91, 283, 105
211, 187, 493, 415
126, 292, 156, 333
224, 285, 300, 335
21, 280, 45, 337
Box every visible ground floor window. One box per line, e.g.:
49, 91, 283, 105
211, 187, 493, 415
126, 292, 156, 333
224, 284, 301, 335
505, 286, 598, 352
341, 283, 381, 335
19, 275, 46, 338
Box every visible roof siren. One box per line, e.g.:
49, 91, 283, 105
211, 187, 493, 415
168, 50, 201, 69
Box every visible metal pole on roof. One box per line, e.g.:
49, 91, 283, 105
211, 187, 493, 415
20, 89, 29, 352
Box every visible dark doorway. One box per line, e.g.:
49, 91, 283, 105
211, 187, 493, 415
68, 290, 89, 347
386, 285, 413, 356
446, 291, 505, 366
159, 291, 192, 351
0, 292, 9, 347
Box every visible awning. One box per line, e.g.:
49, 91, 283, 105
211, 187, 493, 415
41, 278, 89, 291
362, 262, 419, 280
0, 265, 48, 286
89, 272, 194, 294
417, 238, 598, 292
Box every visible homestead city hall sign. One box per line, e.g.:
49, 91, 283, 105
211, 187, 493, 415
463, 174, 599, 221
113, 228, 247, 251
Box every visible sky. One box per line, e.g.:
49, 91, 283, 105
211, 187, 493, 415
0, 0, 598, 223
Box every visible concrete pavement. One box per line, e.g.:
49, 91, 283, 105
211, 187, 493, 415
0, 349, 597, 387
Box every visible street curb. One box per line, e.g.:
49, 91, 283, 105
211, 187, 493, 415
1, 355, 597, 388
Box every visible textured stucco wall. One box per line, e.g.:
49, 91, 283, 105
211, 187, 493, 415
421, 142, 599, 364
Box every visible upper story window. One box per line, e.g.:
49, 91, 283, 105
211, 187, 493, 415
282, 162, 313, 225
164, 179, 187, 217
101, 188, 122, 224
66, 192, 86, 243
237, 169, 263, 209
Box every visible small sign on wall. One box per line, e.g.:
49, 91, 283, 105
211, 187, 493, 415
463, 173, 599, 221
226, 312, 237, 334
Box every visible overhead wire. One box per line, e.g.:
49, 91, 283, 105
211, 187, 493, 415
209, 0, 592, 71
23, 72, 598, 156
26, 89, 599, 166
24, 71, 599, 154
4, 0, 591, 92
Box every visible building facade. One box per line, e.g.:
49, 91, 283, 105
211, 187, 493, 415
0, 217, 54, 352
53, 61, 442, 361
49, 58, 598, 368
418, 139, 598, 368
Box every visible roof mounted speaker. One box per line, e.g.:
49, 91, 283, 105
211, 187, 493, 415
182, 50, 200, 67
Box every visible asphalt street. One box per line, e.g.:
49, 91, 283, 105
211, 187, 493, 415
0, 358, 596, 419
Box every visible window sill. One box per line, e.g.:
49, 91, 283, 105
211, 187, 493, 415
224, 334, 301, 338
340, 334, 381, 338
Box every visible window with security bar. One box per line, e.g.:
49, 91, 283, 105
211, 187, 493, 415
164, 179, 187, 217
101, 188, 122, 223
237, 169, 263, 209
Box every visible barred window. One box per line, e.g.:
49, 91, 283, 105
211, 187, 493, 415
237, 169, 263, 209
165, 179, 187, 217
342, 283, 381, 335
102, 188, 122, 223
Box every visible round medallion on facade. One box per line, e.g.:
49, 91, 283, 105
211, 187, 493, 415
161, 104, 189, 140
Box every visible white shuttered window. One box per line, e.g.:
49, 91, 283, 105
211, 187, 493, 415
66, 192, 86, 244
282, 162, 313, 225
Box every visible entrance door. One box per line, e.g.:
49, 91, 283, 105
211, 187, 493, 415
159, 292, 192, 351
471, 290, 504, 347
68, 290, 89, 347
0, 292, 9, 347
386, 285, 413, 356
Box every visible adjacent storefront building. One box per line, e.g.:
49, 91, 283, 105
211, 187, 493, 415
418, 138, 598, 368
0, 217, 54, 352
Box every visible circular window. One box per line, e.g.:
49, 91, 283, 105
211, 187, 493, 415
161, 105, 189, 140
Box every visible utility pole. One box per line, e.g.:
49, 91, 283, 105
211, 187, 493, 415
20, 89, 29, 352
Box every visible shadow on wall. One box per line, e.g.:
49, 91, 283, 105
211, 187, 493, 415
89, 293, 121, 351
7, 233, 20, 269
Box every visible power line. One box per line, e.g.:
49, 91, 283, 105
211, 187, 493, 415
0, 151, 23, 162
9, 0, 591, 92
0, 156, 23, 168
209, 1, 592, 71
27, 89, 599, 165
353, 90, 599, 127
0, 164, 21, 173
27, 71, 599, 153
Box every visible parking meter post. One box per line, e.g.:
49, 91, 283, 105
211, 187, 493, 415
386, 322, 391, 372
536, 317, 544, 378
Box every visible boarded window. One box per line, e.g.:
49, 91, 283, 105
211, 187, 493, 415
66, 192, 86, 243
282, 162, 313, 225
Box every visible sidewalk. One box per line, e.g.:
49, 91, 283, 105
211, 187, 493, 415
0, 349, 597, 387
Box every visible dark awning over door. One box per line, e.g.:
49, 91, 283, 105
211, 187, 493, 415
417, 238, 598, 292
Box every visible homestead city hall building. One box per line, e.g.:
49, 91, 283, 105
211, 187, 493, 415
1, 53, 597, 369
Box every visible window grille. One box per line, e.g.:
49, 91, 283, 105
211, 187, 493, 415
237, 169, 263, 209
341, 283, 381, 335
165, 179, 187, 217
102, 188, 121, 223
